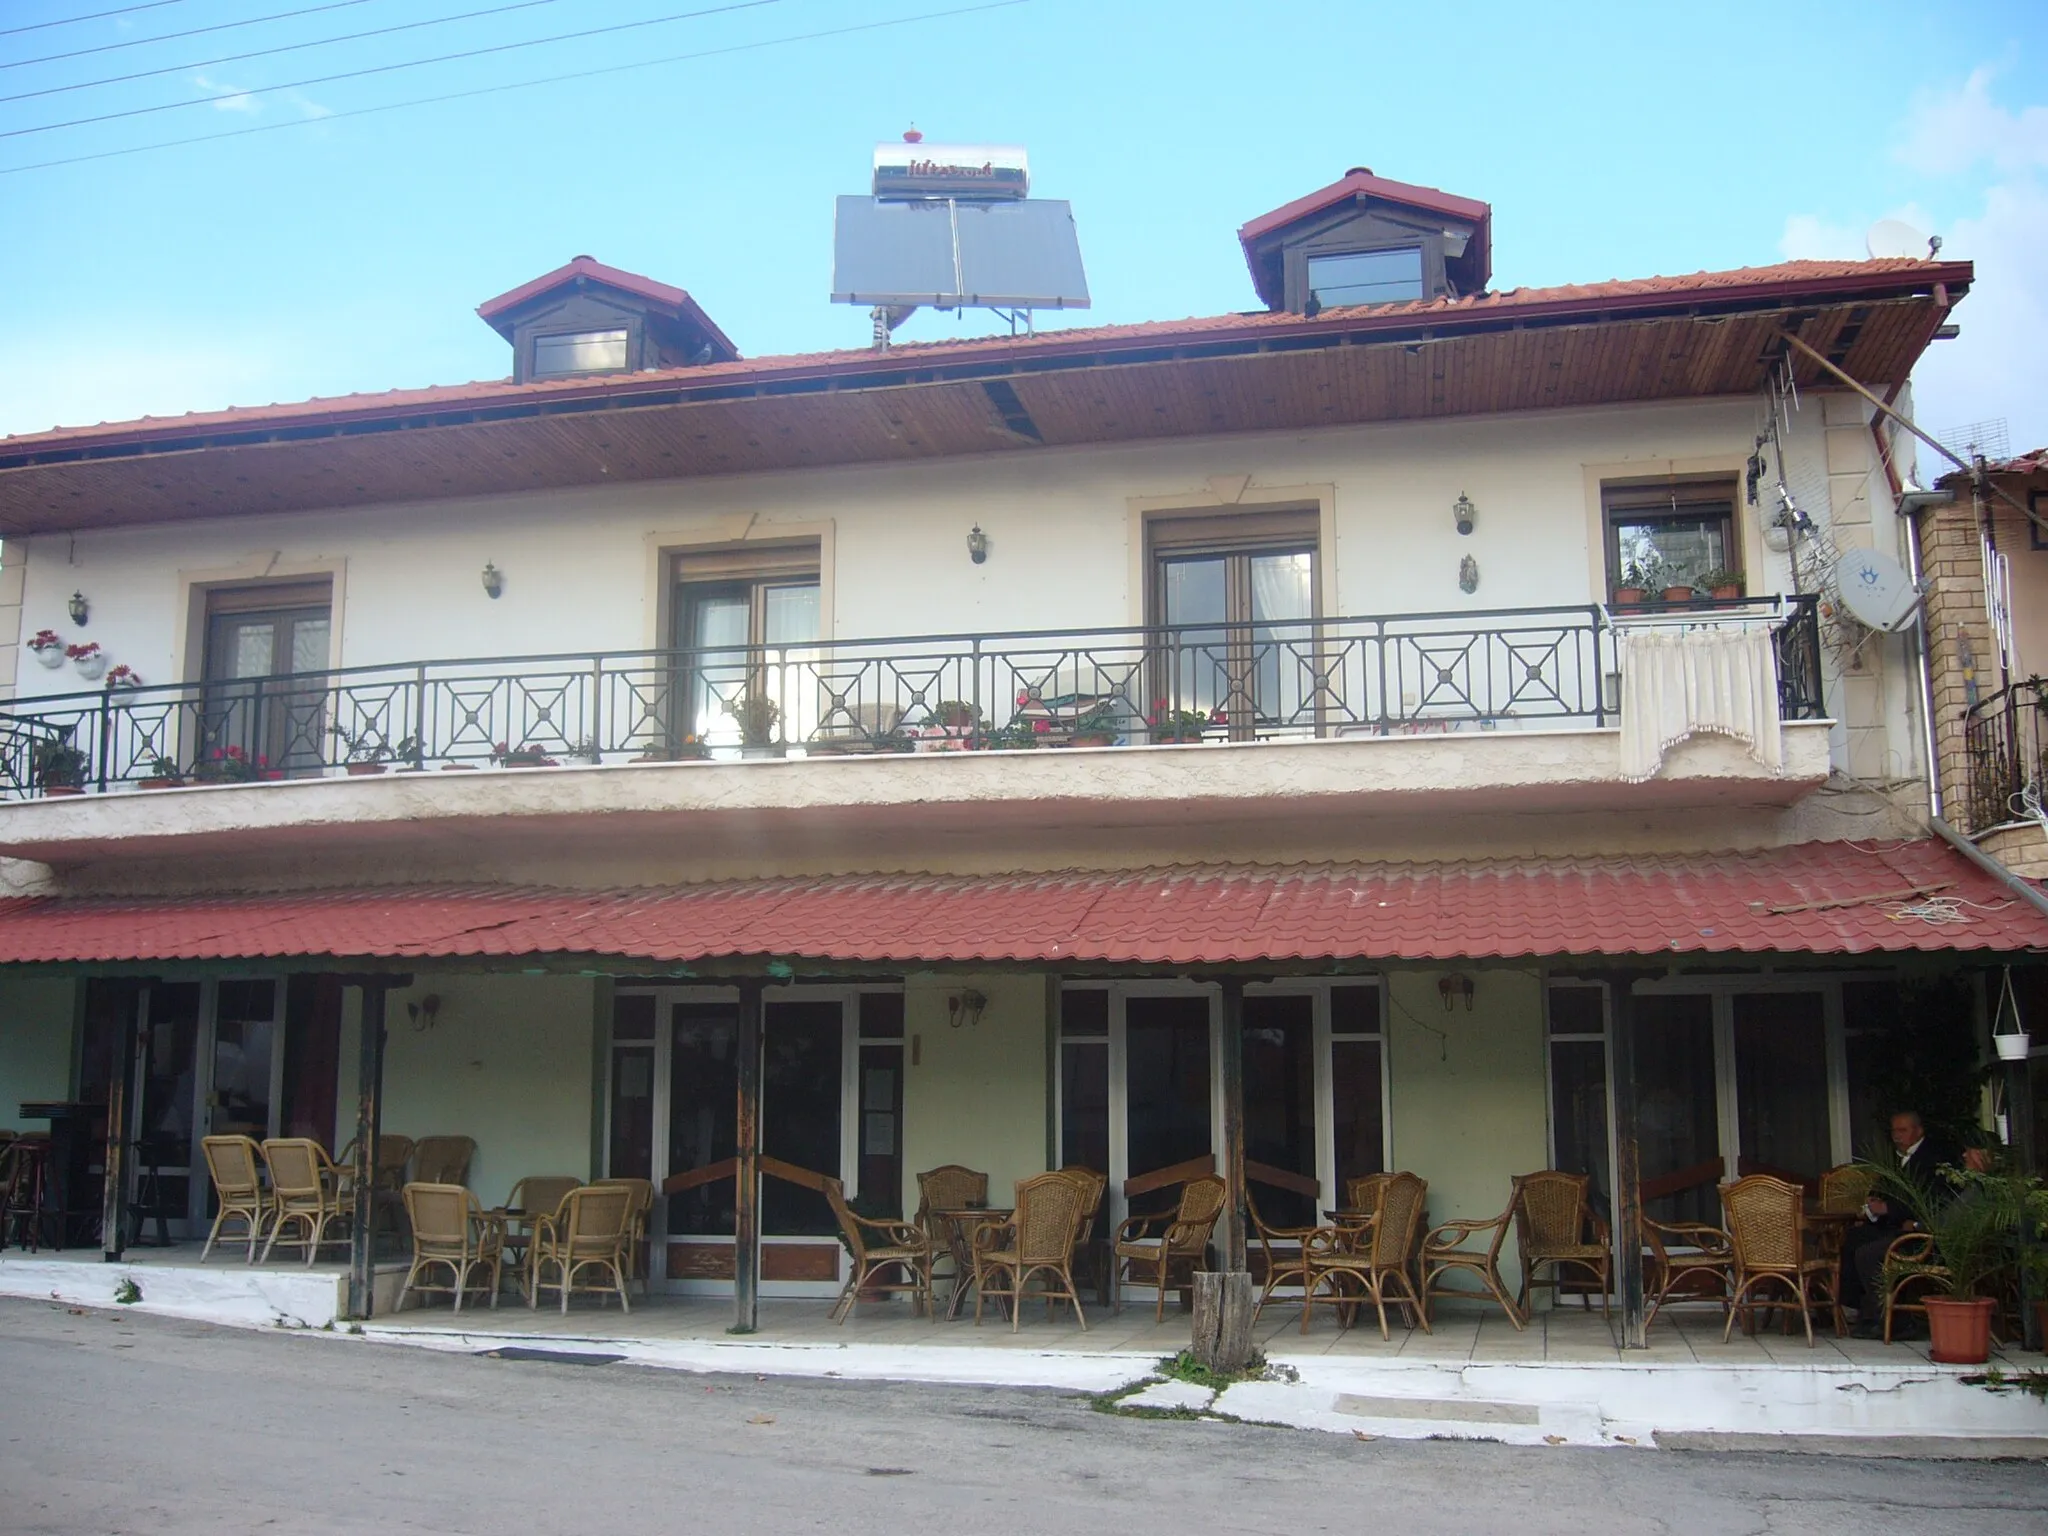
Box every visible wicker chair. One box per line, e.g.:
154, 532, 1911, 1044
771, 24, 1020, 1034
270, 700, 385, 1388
914, 1164, 989, 1307
1642, 1213, 1734, 1328
1345, 1174, 1392, 1216
1817, 1163, 1876, 1215
529, 1183, 633, 1314
1302, 1171, 1431, 1338
0, 1135, 49, 1251
199, 1135, 271, 1264
259, 1138, 350, 1267
590, 1177, 655, 1292
1057, 1166, 1109, 1304
412, 1135, 476, 1188
335, 1132, 414, 1195
501, 1177, 582, 1295
1719, 1173, 1842, 1346
1111, 1173, 1226, 1322
1246, 1180, 1317, 1320
1512, 1170, 1611, 1320
396, 1182, 503, 1313
825, 1176, 933, 1323
975, 1172, 1090, 1331
1878, 1230, 1949, 1344
1421, 1189, 1523, 1329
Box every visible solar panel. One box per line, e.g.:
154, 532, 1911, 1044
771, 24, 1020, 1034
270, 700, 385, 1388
832, 197, 1090, 311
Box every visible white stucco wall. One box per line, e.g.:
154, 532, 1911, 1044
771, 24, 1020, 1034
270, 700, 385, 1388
899, 972, 1049, 1214
0, 976, 74, 1132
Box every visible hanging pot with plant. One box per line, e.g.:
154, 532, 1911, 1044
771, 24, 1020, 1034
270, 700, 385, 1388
28, 630, 65, 669
67, 642, 107, 681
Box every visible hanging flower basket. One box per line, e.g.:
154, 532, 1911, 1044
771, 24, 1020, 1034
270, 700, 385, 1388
102, 664, 145, 690
28, 631, 64, 669
67, 643, 106, 681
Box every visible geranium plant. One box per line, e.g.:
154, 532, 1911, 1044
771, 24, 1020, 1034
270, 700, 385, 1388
102, 664, 144, 689
1147, 700, 1222, 742
190, 744, 264, 784
492, 740, 558, 768
28, 629, 62, 655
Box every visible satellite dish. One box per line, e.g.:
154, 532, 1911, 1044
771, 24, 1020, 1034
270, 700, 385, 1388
1834, 546, 1924, 632
1865, 218, 1929, 260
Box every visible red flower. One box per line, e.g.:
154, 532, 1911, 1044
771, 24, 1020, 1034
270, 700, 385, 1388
256, 755, 269, 768
1015, 690, 1032, 707
1151, 698, 1168, 712
212, 748, 226, 760
1210, 708, 1228, 724
1032, 719, 1050, 735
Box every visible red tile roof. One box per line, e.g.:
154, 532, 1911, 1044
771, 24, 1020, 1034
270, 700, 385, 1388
0, 840, 2034, 968
0, 258, 1968, 454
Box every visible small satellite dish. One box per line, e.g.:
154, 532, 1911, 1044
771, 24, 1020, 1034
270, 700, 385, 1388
1865, 218, 1929, 260
1834, 546, 1924, 632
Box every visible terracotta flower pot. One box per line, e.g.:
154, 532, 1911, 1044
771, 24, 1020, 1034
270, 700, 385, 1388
137, 777, 182, 790
1710, 583, 1743, 600
345, 762, 387, 776
1613, 586, 1647, 606
42, 785, 85, 797
1661, 585, 1695, 604
1924, 1295, 1995, 1365
1071, 733, 1118, 747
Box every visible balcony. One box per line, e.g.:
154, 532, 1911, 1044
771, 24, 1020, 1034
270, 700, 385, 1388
1961, 680, 2048, 833
0, 600, 1829, 872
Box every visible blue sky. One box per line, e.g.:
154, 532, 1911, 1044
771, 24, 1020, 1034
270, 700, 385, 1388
2, 0, 2043, 461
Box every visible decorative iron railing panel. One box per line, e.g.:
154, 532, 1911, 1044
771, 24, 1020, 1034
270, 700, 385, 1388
0, 596, 1825, 799
1961, 679, 2048, 833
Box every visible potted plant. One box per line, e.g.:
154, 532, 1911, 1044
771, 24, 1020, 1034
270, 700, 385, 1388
66, 641, 106, 681
102, 664, 145, 690
1695, 567, 1745, 601
491, 740, 558, 768
137, 753, 182, 790
30, 732, 89, 796
1147, 701, 1218, 744
189, 744, 263, 784
984, 717, 1049, 750
27, 630, 65, 670
932, 699, 980, 732
1068, 700, 1122, 747
1613, 562, 1650, 607
333, 724, 391, 775
1871, 1159, 2048, 1365
729, 693, 781, 759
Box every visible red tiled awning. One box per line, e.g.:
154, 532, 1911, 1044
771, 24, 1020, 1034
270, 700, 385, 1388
0, 840, 2038, 969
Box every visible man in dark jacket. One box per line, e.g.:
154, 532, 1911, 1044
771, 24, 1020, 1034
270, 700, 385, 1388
1839, 1109, 1964, 1336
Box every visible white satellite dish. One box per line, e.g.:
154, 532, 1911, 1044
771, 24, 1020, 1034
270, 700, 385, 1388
1834, 546, 1924, 632
1865, 218, 1929, 260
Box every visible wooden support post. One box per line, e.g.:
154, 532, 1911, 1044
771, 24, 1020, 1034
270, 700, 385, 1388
346, 981, 391, 1322
99, 983, 145, 1262
1191, 1271, 1256, 1373
2007, 1053, 2040, 1350
733, 976, 765, 1334
1216, 977, 1247, 1273
1605, 976, 1648, 1350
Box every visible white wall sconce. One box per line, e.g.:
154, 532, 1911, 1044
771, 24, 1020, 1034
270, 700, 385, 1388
480, 562, 504, 599
1437, 973, 1475, 1012
947, 988, 988, 1028
1458, 554, 1480, 594
966, 526, 989, 564
1452, 493, 1477, 535
67, 591, 89, 626
407, 993, 443, 1032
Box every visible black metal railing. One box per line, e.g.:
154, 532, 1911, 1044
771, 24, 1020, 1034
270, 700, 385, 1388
0, 596, 1826, 799
1961, 678, 2048, 833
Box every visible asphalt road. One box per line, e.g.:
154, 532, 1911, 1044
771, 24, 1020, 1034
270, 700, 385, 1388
3, 1298, 2046, 1535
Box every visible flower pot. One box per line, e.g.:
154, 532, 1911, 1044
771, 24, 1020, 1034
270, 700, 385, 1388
256, 770, 285, 782
1151, 732, 1203, 745
72, 653, 107, 681
31, 648, 64, 670
739, 745, 783, 761
137, 777, 182, 790
42, 784, 85, 797
1660, 586, 1695, 604
1612, 587, 1647, 606
1071, 733, 1118, 748
440, 763, 479, 770
1994, 1031, 2032, 1062
1924, 1296, 1996, 1365
1710, 584, 1744, 600
344, 762, 387, 776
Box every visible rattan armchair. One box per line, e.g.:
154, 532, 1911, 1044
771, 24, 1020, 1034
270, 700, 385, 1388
1817, 1162, 1876, 1215
396, 1182, 504, 1313
590, 1177, 655, 1293
1512, 1170, 1611, 1320
1878, 1230, 1948, 1345
1345, 1174, 1392, 1216
1057, 1166, 1109, 1304
1421, 1189, 1523, 1329
259, 1138, 350, 1267
411, 1135, 476, 1188
825, 1176, 933, 1323
1719, 1173, 1841, 1346
914, 1164, 989, 1307
1246, 1180, 1317, 1321
1642, 1213, 1734, 1328
199, 1134, 271, 1264
975, 1172, 1090, 1331
335, 1132, 414, 1195
1302, 1170, 1431, 1338
529, 1183, 633, 1314
1111, 1173, 1226, 1322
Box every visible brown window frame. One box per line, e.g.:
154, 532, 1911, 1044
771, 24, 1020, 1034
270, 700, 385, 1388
1601, 478, 1741, 600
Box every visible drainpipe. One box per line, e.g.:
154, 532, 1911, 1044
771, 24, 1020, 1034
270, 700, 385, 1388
1901, 489, 1955, 822
1928, 815, 2048, 921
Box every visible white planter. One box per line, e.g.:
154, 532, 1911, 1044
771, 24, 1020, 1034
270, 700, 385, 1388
71, 652, 107, 681
31, 648, 63, 670
1994, 1032, 2031, 1062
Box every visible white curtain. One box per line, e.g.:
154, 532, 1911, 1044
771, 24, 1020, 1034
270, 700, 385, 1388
1617, 624, 1783, 783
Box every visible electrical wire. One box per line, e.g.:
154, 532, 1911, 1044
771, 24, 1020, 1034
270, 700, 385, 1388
2, 1, 368, 70
1, 1, 180, 39
1, 0, 571, 106
0, 0, 1030, 176
3, 0, 783, 138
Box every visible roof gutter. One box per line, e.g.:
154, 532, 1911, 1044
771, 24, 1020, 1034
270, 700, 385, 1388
1928, 815, 2048, 922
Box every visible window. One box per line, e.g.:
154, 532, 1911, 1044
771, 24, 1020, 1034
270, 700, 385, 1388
533, 328, 629, 377
201, 581, 332, 775
1307, 247, 1422, 308
672, 546, 821, 747
1149, 511, 1317, 733
1545, 982, 1609, 1222
1604, 480, 1739, 597
1327, 982, 1384, 1200
857, 992, 905, 1218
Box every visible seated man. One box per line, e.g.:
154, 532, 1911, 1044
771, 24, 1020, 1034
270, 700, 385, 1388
1838, 1108, 1977, 1338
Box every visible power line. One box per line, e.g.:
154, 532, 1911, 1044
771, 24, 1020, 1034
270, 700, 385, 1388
0, 1, 182, 41
2, 0, 572, 105
1, 1, 180, 39
3, 1, 369, 71
4, 0, 783, 138
0, 0, 1032, 176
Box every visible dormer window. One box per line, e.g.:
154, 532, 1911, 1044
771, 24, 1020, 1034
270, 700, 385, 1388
533, 327, 630, 378
1306, 247, 1423, 309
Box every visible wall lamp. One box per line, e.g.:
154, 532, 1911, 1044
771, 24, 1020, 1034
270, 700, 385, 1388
407, 993, 443, 1032
947, 988, 989, 1029
1438, 973, 1475, 1012
67, 591, 89, 626
1452, 493, 1477, 536
480, 561, 504, 599
966, 525, 989, 564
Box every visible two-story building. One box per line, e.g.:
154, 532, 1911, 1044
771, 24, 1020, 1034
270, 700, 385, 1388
1, 165, 2038, 1337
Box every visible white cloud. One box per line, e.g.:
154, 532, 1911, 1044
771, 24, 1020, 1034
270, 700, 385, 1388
285, 92, 333, 121
1896, 65, 2048, 177
1779, 204, 1935, 261
193, 74, 260, 115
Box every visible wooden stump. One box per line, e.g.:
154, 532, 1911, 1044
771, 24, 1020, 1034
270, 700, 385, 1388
1191, 1270, 1256, 1374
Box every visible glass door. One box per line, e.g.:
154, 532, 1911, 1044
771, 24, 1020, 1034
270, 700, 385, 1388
1731, 992, 1833, 1184
1241, 994, 1318, 1226
1155, 541, 1314, 736
1633, 994, 1721, 1225
136, 984, 202, 1234
673, 556, 821, 751
1122, 994, 1215, 1205
202, 593, 331, 775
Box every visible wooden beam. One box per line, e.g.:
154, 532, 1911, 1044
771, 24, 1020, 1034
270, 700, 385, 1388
1604, 974, 1648, 1349
345, 980, 392, 1321
1217, 977, 1247, 1273
733, 977, 765, 1334
99, 982, 145, 1263
1121, 1153, 1218, 1201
